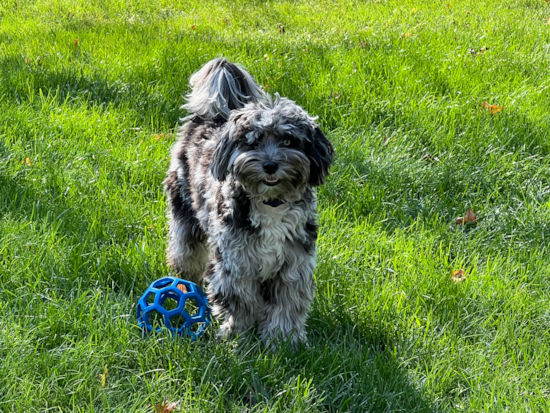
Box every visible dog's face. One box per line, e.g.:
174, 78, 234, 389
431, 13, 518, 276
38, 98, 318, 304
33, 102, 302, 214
211, 97, 333, 200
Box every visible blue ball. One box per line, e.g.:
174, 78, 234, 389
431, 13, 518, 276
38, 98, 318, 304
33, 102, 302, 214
136, 277, 211, 340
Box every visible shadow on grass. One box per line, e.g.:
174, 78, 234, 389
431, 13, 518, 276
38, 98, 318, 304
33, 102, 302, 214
0, 166, 160, 291
0, 54, 184, 130
224, 305, 443, 412
306, 307, 441, 412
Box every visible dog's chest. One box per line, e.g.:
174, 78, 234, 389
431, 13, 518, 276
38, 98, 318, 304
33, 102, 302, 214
248, 202, 303, 279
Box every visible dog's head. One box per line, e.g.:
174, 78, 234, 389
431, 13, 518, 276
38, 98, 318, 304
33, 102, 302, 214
210, 96, 334, 201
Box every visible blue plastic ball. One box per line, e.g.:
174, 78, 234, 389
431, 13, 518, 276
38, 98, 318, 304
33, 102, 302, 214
136, 277, 211, 340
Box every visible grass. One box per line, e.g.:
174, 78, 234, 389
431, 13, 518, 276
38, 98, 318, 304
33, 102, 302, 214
1, 0, 550, 411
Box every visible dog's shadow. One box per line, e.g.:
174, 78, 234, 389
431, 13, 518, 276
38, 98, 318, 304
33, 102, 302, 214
223, 304, 443, 413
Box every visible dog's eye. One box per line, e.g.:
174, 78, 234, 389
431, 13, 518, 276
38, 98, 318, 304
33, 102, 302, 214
283, 139, 291, 146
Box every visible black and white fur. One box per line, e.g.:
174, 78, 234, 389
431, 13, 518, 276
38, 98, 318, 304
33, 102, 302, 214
164, 58, 333, 346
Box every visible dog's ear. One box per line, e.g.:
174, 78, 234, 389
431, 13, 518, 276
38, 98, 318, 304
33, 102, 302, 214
305, 127, 334, 186
210, 125, 239, 181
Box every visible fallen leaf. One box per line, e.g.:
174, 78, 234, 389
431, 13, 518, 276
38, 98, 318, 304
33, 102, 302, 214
154, 401, 179, 413
176, 284, 187, 293
22, 157, 32, 166
73, 39, 78, 46
482, 101, 503, 114
99, 366, 108, 388
403, 32, 411, 38
451, 269, 466, 283
456, 208, 477, 225
464, 208, 477, 223
191, 25, 196, 30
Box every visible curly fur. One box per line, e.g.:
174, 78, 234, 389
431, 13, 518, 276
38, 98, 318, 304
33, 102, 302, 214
164, 57, 334, 346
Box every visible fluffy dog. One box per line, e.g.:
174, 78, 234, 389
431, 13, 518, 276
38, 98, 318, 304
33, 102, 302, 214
164, 58, 333, 346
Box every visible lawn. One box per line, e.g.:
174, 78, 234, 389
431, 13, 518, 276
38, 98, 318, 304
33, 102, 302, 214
1, 0, 550, 411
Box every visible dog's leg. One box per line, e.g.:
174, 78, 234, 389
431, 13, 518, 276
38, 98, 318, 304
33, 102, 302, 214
258, 270, 315, 348
207, 270, 261, 340
164, 171, 208, 285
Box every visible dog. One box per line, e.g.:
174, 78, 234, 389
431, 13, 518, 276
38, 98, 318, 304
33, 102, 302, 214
164, 58, 333, 346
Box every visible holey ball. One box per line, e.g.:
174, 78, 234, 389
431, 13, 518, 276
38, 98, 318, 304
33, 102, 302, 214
136, 277, 211, 340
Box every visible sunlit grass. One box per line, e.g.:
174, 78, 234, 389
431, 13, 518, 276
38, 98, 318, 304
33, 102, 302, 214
1, 0, 550, 411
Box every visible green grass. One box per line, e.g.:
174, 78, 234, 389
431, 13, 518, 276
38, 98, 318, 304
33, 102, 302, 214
1, 0, 550, 411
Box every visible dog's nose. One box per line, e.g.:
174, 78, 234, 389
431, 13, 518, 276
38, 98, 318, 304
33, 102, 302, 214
262, 161, 279, 174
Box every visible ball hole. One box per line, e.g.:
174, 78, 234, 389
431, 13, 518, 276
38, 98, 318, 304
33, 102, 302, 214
152, 278, 173, 289
170, 314, 186, 330
175, 282, 187, 293
185, 298, 199, 317
162, 296, 179, 312
147, 309, 164, 330
159, 291, 180, 312
190, 321, 207, 333
146, 292, 155, 306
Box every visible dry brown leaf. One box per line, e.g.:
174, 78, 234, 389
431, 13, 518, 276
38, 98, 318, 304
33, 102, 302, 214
73, 39, 79, 46
482, 101, 503, 114
456, 208, 477, 225
451, 269, 466, 283
154, 402, 179, 413
176, 284, 187, 293
464, 208, 477, 224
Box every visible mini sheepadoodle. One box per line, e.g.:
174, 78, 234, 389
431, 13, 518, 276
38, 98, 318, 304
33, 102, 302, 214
164, 58, 333, 346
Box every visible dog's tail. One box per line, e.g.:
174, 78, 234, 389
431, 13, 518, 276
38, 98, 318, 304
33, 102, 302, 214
183, 58, 265, 121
